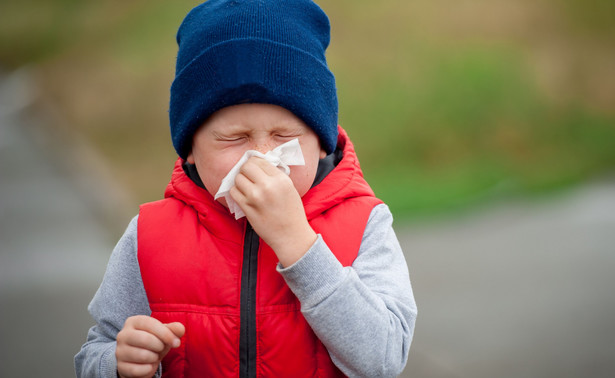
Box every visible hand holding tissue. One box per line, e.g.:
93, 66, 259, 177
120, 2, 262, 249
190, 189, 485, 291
215, 139, 305, 219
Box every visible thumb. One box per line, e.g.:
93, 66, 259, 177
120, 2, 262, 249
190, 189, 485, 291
165, 322, 186, 340
159, 322, 185, 360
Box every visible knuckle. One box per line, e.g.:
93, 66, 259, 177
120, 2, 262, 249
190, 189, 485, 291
247, 188, 263, 204
133, 331, 152, 349
261, 181, 276, 195
125, 314, 145, 328
135, 348, 156, 363
272, 174, 286, 186
116, 330, 129, 344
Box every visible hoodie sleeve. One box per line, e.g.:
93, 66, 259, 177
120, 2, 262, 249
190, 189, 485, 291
74, 215, 160, 378
278, 203, 417, 377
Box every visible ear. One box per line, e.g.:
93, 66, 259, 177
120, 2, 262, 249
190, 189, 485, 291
187, 152, 195, 164
319, 148, 327, 159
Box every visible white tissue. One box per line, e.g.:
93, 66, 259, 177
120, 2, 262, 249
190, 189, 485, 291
214, 138, 305, 219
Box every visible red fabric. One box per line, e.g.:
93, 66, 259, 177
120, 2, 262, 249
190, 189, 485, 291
138, 127, 382, 377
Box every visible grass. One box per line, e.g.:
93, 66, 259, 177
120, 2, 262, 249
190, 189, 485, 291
1, 0, 614, 220
342, 47, 615, 219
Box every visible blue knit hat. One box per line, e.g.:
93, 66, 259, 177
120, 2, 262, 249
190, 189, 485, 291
169, 0, 339, 160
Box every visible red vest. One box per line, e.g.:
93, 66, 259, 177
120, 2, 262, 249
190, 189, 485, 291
138, 128, 381, 377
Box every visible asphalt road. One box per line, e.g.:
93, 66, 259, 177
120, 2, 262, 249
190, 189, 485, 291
1, 71, 614, 377
0, 70, 114, 378
399, 179, 615, 378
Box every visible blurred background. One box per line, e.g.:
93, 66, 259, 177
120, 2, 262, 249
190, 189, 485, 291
1, 0, 614, 377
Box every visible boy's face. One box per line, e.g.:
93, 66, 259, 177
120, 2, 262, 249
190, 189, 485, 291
187, 103, 327, 207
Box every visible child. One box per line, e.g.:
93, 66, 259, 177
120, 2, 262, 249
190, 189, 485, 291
75, 0, 417, 377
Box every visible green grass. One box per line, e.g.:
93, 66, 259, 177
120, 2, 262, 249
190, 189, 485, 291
342, 48, 615, 219
1, 0, 614, 220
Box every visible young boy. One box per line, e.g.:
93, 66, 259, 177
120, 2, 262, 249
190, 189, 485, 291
75, 1, 417, 377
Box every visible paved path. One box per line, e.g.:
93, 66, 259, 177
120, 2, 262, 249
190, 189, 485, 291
0, 70, 118, 377
399, 178, 615, 377
1, 70, 614, 377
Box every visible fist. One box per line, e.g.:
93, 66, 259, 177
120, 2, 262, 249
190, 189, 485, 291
230, 157, 317, 267
116, 315, 185, 378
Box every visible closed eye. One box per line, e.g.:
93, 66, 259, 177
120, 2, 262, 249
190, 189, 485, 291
213, 131, 247, 142
219, 136, 245, 142
274, 133, 301, 140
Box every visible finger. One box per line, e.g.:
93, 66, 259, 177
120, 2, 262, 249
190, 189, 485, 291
119, 345, 160, 364
165, 322, 186, 339
129, 316, 181, 349
158, 323, 184, 360
121, 329, 166, 353
233, 172, 254, 195
117, 361, 157, 378
229, 185, 246, 205
250, 156, 283, 176
239, 158, 269, 183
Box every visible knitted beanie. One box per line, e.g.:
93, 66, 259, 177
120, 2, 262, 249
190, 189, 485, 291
169, 0, 339, 160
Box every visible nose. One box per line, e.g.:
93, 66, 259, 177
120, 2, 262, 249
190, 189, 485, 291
252, 138, 275, 154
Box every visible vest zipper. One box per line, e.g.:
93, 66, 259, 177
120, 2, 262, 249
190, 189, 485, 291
240, 222, 259, 378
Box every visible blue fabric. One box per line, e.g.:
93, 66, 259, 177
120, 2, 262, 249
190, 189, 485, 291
169, 0, 339, 159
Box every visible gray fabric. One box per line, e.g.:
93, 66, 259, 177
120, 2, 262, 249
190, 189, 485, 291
278, 204, 416, 377
75, 204, 417, 377
74, 216, 156, 378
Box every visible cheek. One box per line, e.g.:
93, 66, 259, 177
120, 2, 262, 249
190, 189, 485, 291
289, 141, 324, 196
195, 153, 240, 195
289, 160, 319, 197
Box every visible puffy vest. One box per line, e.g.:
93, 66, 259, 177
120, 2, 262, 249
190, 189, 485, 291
138, 127, 382, 377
